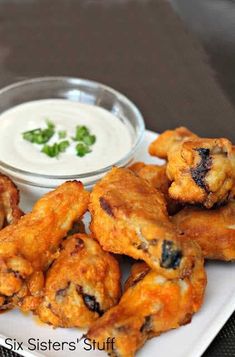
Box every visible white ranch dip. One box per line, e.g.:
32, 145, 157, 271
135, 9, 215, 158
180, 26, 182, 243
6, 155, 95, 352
0, 99, 133, 175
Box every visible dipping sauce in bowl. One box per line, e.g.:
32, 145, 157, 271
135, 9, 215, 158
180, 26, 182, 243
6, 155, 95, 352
0, 99, 133, 176
0, 77, 144, 206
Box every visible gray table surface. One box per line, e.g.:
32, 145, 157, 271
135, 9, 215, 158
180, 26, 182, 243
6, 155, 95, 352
0, 1, 235, 356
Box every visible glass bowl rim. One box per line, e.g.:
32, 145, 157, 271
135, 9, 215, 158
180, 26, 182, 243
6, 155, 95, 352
0, 76, 145, 180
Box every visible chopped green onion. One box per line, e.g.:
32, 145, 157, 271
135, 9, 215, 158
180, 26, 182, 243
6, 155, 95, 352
58, 130, 67, 139
22, 128, 42, 143
41, 140, 70, 158
46, 119, 55, 130
73, 125, 90, 141
76, 143, 91, 157
41, 143, 60, 158
23, 121, 96, 159
22, 120, 55, 144
58, 140, 70, 152
73, 125, 96, 149
83, 134, 96, 146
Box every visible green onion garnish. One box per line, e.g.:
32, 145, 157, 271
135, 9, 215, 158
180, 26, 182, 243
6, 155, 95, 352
83, 134, 96, 146
22, 122, 96, 158
22, 120, 55, 144
76, 143, 91, 157
73, 125, 90, 141
41, 143, 60, 158
73, 125, 96, 157
58, 140, 70, 152
58, 130, 67, 139
41, 140, 70, 158
46, 119, 55, 130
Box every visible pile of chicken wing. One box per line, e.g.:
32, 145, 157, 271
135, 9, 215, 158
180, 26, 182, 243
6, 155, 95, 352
0, 126, 235, 357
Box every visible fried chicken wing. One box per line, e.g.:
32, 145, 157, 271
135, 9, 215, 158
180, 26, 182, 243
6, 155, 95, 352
0, 174, 23, 229
167, 138, 234, 208
90, 167, 200, 279
149, 127, 235, 208
173, 200, 235, 260
149, 127, 197, 159
87, 252, 206, 357
0, 181, 89, 311
37, 233, 121, 328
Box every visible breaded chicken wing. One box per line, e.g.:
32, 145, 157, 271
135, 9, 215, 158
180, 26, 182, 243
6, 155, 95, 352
128, 162, 181, 215
37, 234, 121, 328
173, 200, 235, 261
0, 174, 23, 229
87, 253, 206, 357
0, 181, 89, 311
149, 127, 197, 159
149, 127, 235, 208
167, 138, 234, 208
90, 167, 200, 279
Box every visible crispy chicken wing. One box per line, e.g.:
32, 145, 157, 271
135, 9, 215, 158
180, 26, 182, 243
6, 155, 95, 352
149, 127, 197, 159
87, 252, 206, 357
37, 233, 121, 328
0, 174, 23, 229
0, 181, 89, 311
90, 167, 201, 279
167, 138, 234, 208
149, 128, 235, 208
173, 201, 235, 261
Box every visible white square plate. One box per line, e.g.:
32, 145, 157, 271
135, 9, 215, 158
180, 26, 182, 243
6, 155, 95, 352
1, 130, 235, 357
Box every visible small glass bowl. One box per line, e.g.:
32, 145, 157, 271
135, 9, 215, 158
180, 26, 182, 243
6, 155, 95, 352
0, 77, 145, 206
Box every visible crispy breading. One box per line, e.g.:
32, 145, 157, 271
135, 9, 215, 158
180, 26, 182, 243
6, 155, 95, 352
129, 162, 181, 215
0, 181, 89, 311
173, 201, 235, 261
167, 138, 234, 208
37, 234, 121, 328
148, 127, 197, 159
90, 167, 201, 279
87, 252, 206, 357
0, 174, 23, 229
129, 162, 169, 194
